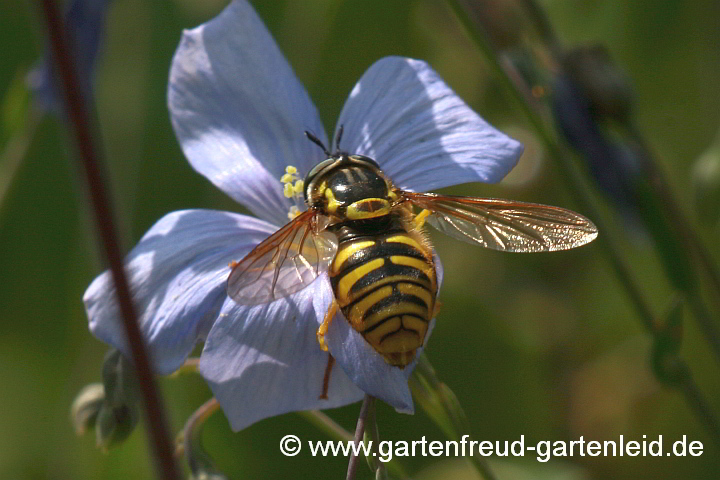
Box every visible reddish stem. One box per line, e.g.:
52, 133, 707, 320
35, 1, 180, 478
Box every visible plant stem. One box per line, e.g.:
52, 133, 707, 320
182, 398, 222, 477
34, 1, 179, 478
446, 0, 720, 447
681, 373, 720, 445
364, 401, 388, 480
298, 410, 412, 479
523, 0, 720, 360
446, 0, 657, 336
346, 395, 374, 480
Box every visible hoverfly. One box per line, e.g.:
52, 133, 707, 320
227, 129, 598, 375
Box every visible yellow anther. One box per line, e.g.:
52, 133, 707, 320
285, 165, 298, 174
287, 206, 301, 220
280, 173, 294, 184
293, 180, 304, 194
284, 183, 294, 198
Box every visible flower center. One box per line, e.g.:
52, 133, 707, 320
280, 165, 305, 220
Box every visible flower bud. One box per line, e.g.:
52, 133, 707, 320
95, 349, 140, 450
562, 45, 634, 122
95, 400, 139, 451
70, 383, 105, 435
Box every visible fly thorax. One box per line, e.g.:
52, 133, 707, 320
323, 165, 394, 219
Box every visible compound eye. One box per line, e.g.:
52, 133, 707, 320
351, 155, 381, 169
303, 158, 336, 202
304, 158, 335, 185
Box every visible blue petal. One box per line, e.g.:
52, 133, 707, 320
336, 57, 524, 191
317, 254, 445, 413
168, 0, 327, 226
28, 0, 109, 113
199, 278, 364, 432
85, 209, 277, 374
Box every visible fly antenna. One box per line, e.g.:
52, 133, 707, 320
304, 131, 331, 157
334, 124, 344, 151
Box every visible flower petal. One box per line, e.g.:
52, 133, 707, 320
317, 253, 445, 413
85, 209, 277, 374
168, 0, 327, 225
336, 57, 523, 192
199, 279, 364, 431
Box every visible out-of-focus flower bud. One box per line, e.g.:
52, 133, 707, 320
691, 133, 720, 227
552, 74, 644, 230
71, 383, 105, 435
562, 45, 634, 123
95, 349, 140, 451
95, 397, 139, 451
27, 0, 110, 113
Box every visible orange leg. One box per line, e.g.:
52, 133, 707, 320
319, 353, 335, 400
316, 299, 338, 351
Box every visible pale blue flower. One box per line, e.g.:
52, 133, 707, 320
28, 0, 110, 113
84, 0, 523, 431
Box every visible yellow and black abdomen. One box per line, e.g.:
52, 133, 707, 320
329, 216, 437, 367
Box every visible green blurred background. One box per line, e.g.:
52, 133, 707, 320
1, 0, 719, 479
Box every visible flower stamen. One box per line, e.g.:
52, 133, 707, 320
281, 165, 305, 219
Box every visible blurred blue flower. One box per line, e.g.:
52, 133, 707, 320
83, 0, 523, 431
27, 0, 109, 112
552, 74, 644, 228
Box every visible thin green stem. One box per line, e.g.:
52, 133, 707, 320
446, 0, 720, 447
364, 400, 388, 480
298, 410, 355, 443
522, 0, 720, 360
517, 0, 561, 53
300, 410, 411, 478
173, 363, 413, 476
446, 0, 657, 331
680, 373, 720, 445
182, 398, 225, 479
411, 355, 498, 480
626, 127, 720, 359
299, 411, 413, 478
346, 395, 374, 480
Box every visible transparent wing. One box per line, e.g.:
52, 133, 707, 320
403, 192, 598, 252
227, 210, 337, 305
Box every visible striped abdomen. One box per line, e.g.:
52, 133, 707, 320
329, 218, 437, 367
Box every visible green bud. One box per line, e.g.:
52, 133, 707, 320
102, 349, 139, 407
95, 349, 140, 450
95, 400, 139, 451
70, 383, 105, 435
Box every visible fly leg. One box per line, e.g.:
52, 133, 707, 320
316, 299, 338, 351
413, 209, 432, 228
319, 353, 335, 400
